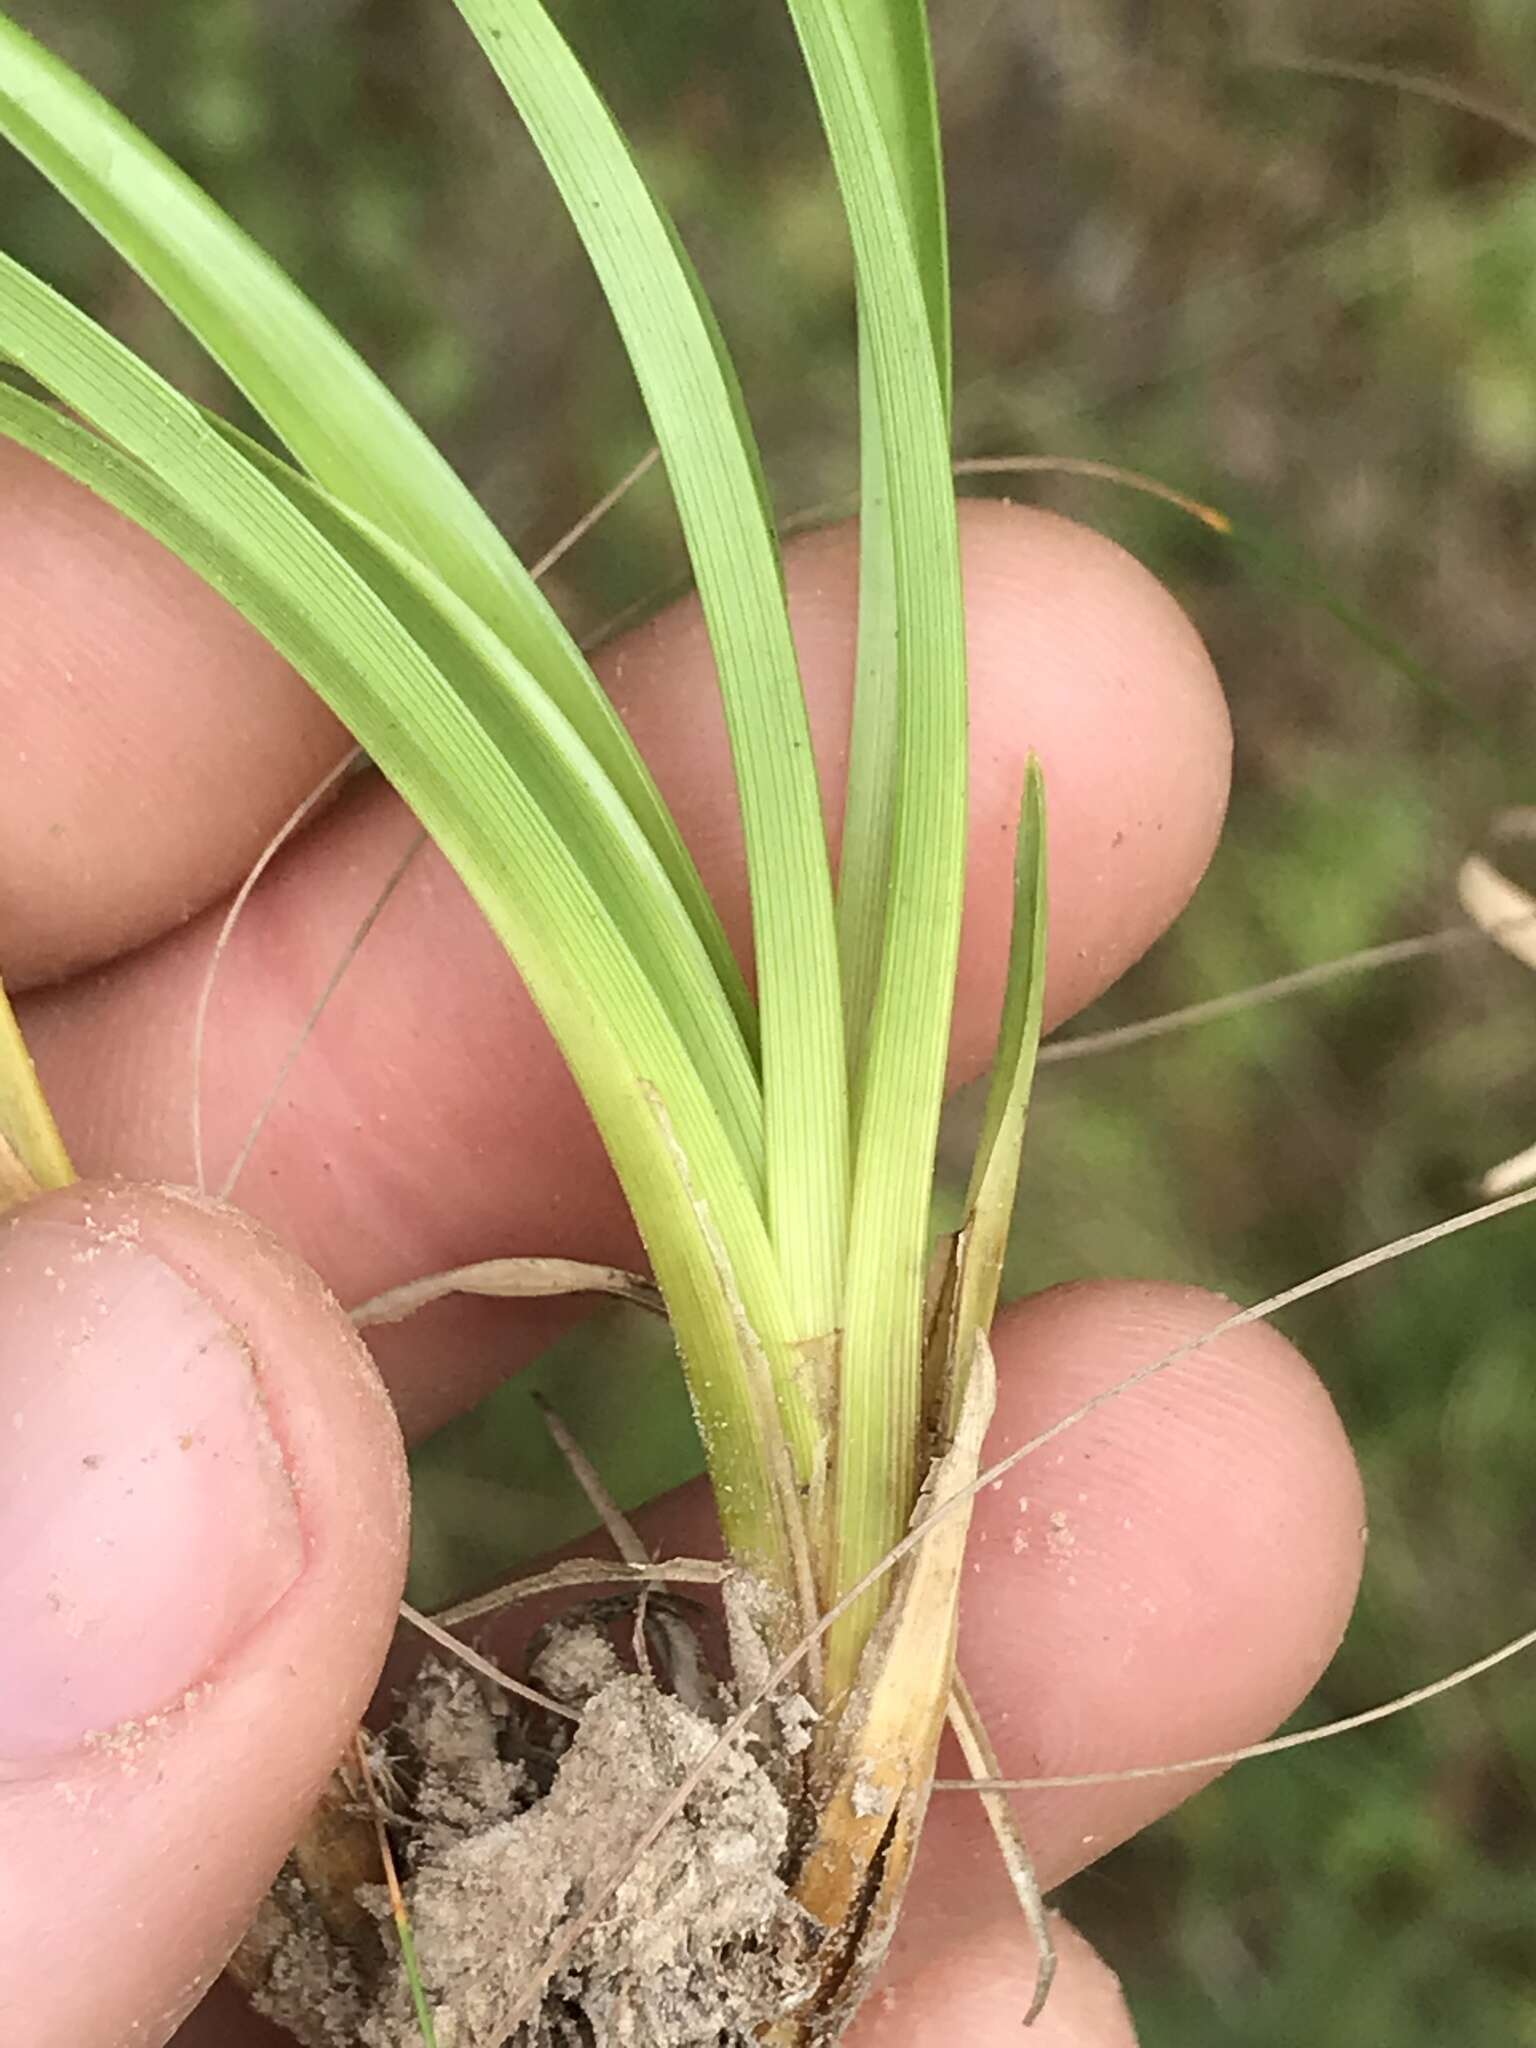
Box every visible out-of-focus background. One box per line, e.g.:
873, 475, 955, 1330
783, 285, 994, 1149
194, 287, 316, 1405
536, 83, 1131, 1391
6, 1, 1536, 2038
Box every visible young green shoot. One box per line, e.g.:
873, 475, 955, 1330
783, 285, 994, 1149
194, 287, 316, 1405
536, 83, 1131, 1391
354, 1733, 441, 2048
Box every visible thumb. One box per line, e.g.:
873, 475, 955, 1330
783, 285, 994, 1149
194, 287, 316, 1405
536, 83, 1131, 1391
0, 1182, 409, 2048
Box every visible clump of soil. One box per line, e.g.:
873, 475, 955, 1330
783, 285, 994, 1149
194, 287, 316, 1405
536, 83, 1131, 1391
238, 1621, 819, 2047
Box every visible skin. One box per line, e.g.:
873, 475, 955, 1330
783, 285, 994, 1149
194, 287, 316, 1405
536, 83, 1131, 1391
0, 442, 1365, 2046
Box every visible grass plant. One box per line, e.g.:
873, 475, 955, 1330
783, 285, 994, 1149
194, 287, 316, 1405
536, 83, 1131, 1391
6, 5, 1536, 2041
0, 2, 1048, 2034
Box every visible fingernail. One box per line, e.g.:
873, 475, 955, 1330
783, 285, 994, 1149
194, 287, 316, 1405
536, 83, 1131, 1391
0, 1217, 304, 1763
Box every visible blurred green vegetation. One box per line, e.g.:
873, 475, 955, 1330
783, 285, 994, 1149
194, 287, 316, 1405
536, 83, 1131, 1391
8, 0, 1536, 2038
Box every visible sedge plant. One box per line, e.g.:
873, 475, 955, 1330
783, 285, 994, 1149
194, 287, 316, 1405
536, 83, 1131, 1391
0, 0, 1049, 2036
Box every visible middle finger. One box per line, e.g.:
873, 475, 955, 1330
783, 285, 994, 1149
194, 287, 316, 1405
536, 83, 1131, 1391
22, 506, 1230, 1438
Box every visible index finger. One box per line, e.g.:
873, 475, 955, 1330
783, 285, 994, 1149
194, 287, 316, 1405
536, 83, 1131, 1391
0, 443, 351, 989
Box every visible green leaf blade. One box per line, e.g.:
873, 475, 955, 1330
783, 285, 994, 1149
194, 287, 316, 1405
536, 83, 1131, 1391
0, 274, 816, 1591
841, 0, 952, 398
214, 418, 769, 1199
953, 759, 1049, 1363
784, 0, 970, 1681
0, 12, 755, 1050
451, 0, 851, 1363
836, 0, 950, 1103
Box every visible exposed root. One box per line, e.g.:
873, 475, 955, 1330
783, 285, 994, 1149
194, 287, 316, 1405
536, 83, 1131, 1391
238, 1651, 817, 2048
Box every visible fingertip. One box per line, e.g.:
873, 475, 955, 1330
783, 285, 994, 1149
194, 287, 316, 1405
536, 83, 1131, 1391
611, 503, 1231, 1054
0, 1181, 408, 2047
941, 1281, 1363, 1888
952, 501, 1232, 1041
752, 500, 1232, 1055
0, 440, 348, 989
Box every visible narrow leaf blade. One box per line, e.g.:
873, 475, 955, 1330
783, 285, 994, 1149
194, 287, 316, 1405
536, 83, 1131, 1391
953, 759, 1049, 1362
784, 0, 970, 1679
0, 281, 810, 1581
0, 13, 754, 1042
836, 0, 950, 1097
452, 0, 850, 1356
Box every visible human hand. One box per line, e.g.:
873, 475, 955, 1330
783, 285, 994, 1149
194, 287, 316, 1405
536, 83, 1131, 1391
0, 443, 1364, 2046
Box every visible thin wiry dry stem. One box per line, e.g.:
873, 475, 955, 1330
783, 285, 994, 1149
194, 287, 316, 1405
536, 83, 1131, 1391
495, 1182, 1536, 2028
199, 444, 661, 1205
220, 826, 427, 1201
526, 444, 660, 581
397, 1600, 578, 1721
787, 453, 1232, 549
1039, 925, 1482, 1064
532, 1391, 654, 1569
968, 1187, 1536, 1493
190, 745, 364, 1194
934, 1619, 1536, 1792
530, 1391, 662, 1680
1252, 52, 1536, 153
951, 453, 1230, 529
946, 1669, 1055, 2025
582, 450, 1241, 657
350, 1256, 664, 1328
431, 1556, 730, 1632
